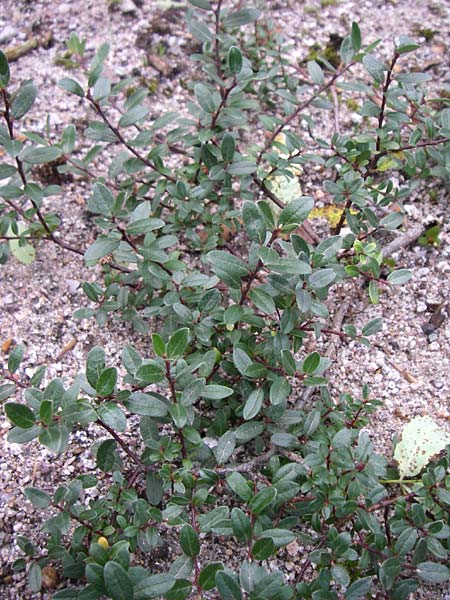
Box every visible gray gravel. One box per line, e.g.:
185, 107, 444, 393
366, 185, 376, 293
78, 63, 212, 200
0, 0, 449, 598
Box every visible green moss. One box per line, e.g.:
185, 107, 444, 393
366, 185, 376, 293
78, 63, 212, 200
346, 98, 359, 112
413, 27, 436, 41
321, 0, 337, 6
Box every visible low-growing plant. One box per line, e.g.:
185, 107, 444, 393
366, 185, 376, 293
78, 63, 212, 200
1, 0, 449, 598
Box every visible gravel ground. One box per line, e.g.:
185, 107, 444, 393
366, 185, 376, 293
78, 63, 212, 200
0, 0, 449, 598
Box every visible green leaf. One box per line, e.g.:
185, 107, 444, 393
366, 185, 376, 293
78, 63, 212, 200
199, 563, 224, 591
166, 328, 190, 359
0, 50, 10, 89
395, 528, 418, 555
165, 579, 192, 600
231, 507, 252, 542
386, 269, 412, 285
228, 46, 243, 74
308, 268, 336, 289
97, 403, 127, 432
124, 392, 168, 417
119, 105, 149, 128
215, 571, 242, 600
363, 54, 385, 83
134, 573, 176, 599
89, 182, 115, 216
195, 83, 217, 113
39, 422, 69, 454
269, 377, 290, 406
202, 385, 233, 400
0, 383, 16, 401
84, 236, 120, 264
249, 287, 275, 314
302, 351, 320, 374
221, 133, 236, 162
226, 472, 253, 502
361, 317, 382, 336
8, 343, 25, 373
96, 439, 117, 471
215, 431, 236, 464
207, 251, 249, 288
243, 388, 264, 420
351, 22, 362, 51
96, 367, 117, 397
394, 416, 450, 478
5, 403, 35, 429
24, 487, 51, 509
307, 61, 324, 85
135, 363, 165, 384
242, 201, 266, 244
180, 378, 205, 407
417, 562, 450, 584
188, 0, 212, 9
345, 576, 372, 599
169, 404, 187, 428
180, 524, 200, 557
86, 346, 106, 388
152, 333, 165, 357
248, 487, 277, 515
28, 562, 42, 593
228, 160, 257, 176
11, 80, 38, 119
259, 528, 296, 547
252, 538, 275, 560
59, 77, 85, 97
224, 8, 260, 28
104, 561, 134, 600
278, 196, 314, 232
20, 146, 63, 164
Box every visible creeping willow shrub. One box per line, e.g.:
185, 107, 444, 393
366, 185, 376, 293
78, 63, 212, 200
1, 1, 450, 598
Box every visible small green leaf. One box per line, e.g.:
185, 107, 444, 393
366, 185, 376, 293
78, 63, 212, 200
84, 236, 120, 264
104, 561, 134, 600
307, 61, 324, 85
59, 77, 85, 97
278, 196, 314, 233
28, 562, 42, 593
226, 472, 253, 502
221, 133, 236, 162
215, 571, 242, 600
224, 8, 260, 28
302, 351, 320, 374
231, 507, 252, 542
86, 346, 106, 388
199, 563, 224, 591
386, 269, 412, 285
215, 431, 236, 464
134, 573, 176, 599
351, 22, 362, 51
361, 317, 382, 336
11, 80, 38, 120
308, 268, 336, 289
228, 46, 243, 74
252, 538, 275, 560
24, 487, 51, 509
243, 388, 264, 421
96, 367, 117, 397
20, 146, 63, 164
202, 385, 233, 400
8, 343, 25, 373
96, 439, 117, 472
195, 83, 217, 113
417, 562, 450, 584
345, 576, 372, 599
166, 328, 190, 359
135, 363, 165, 384
5, 403, 35, 429
0, 50, 10, 89
152, 333, 165, 357
180, 524, 200, 557
248, 487, 277, 515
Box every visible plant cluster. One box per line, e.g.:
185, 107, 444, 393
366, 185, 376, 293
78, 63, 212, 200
1, 0, 449, 598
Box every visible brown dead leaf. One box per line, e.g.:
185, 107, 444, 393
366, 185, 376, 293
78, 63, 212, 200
41, 565, 58, 589
1, 338, 13, 354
